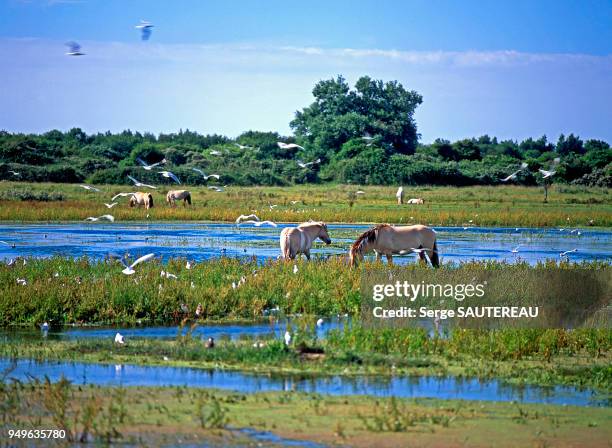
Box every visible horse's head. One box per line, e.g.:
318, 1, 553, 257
316, 222, 331, 244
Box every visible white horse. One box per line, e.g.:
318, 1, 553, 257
280, 221, 331, 260
128, 192, 154, 209
350, 224, 439, 267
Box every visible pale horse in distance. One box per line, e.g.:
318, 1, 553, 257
166, 190, 192, 207
280, 221, 332, 260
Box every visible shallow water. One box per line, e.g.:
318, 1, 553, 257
2, 318, 347, 342
0, 358, 606, 407
0, 222, 609, 265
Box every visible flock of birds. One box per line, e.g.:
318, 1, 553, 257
500, 158, 560, 182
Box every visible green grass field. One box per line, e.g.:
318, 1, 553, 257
2, 382, 610, 447
0, 182, 610, 226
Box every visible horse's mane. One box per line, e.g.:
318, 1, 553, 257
298, 221, 325, 229
350, 224, 391, 254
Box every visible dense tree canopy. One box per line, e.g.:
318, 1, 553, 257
0, 76, 610, 188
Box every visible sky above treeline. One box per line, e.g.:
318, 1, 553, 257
1, 0, 610, 143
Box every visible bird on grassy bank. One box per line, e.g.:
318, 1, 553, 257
16, 278, 27, 286
236, 214, 260, 225
136, 157, 165, 171
85, 214, 115, 222
158, 170, 181, 184
160, 270, 178, 279
128, 175, 157, 189
191, 168, 220, 180
316, 318, 324, 327
114, 332, 125, 344
284, 331, 291, 346
79, 185, 101, 192
205, 337, 215, 348
277, 142, 305, 150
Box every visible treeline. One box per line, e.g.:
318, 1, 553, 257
0, 76, 610, 187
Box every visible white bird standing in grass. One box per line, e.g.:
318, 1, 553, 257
136, 157, 165, 170
207, 186, 225, 192
65, 41, 85, 56
160, 270, 178, 279
277, 142, 305, 150
128, 175, 157, 189
192, 168, 220, 180
293, 264, 298, 274
113, 253, 155, 275
114, 332, 125, 344
80, 185, 101, 192
104, 202, 118, 209
85, 214, 115, 222
284, 330, 291, 346
316, 318, 324, 327
17, 278, 27, 286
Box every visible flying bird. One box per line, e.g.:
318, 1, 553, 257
511, 245, 521, 254
158, 170, 181, 184
277, 142, 304, 150
65, 41, 85, 56
539, 169, 556, 179
236, 214, 260, 225
501, 170, 521, 182
113, 253, 155, 275
111, 192, 137, 201
0, 241, 16, 248
192, 168, 220, 180
242, 220, 277, 227
559, 249, 578, 258
135, 20, 154, 41
79, 185, 101, 192
8, 170, 20, 176
136, 157, 166, 170
128, 175, 157, 189
85, 214, 115, 222
297, 158, 321, 168
234, 143, 254, 150
104, 202, 118, 209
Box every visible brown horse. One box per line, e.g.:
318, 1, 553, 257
166, 190, 192, 207
128, 192, 154, 209
280, 221, 332, 260
350, 224, 439, 267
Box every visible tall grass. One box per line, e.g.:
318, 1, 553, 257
0, 182, 609, 226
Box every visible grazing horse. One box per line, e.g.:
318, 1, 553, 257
128, 192, 154, 209
280, 221, 332, 260
166, 190, 192, 207
349, 224, 439, 267
407, 198, 424, 204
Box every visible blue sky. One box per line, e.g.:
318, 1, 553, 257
1, 0, 610, 142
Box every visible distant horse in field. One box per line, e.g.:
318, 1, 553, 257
128, 192, 154, 209
280, 221, 332, 260
407, 198, 424, 204
166, 190, 192, 207
349, 224, 439, 267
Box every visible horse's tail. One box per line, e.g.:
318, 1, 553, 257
430, 240, 439, 268
148, 194, 154, 209
186, 193, 192, 205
